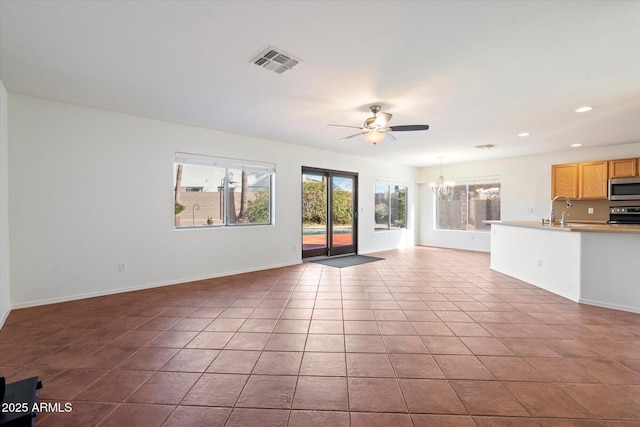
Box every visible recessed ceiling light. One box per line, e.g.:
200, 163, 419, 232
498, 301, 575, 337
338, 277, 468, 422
575, 106, 593, 113
571, 143, 582, 147
518, 132, 531, 137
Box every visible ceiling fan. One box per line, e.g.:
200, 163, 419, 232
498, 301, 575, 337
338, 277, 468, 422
328, 105, 429, 145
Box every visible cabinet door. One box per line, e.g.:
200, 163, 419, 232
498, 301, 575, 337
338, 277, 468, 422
579, 161, 608, 199
609, 158, 638, 178
551, 163, 578, 199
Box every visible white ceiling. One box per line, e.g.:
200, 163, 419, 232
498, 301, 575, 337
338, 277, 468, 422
1, 1, 639, 167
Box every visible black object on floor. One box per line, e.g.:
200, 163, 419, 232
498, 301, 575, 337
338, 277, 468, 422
311, 255, 384, 268
0, 376, 42, 427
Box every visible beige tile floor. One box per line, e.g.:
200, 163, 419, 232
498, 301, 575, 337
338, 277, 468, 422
1, 247, 639, 426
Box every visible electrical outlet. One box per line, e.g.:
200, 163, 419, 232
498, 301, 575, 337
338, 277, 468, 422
118, 262, 128, 272
588, 208, 594, 214
526, 208, 534, 213
537, 259, 542, 268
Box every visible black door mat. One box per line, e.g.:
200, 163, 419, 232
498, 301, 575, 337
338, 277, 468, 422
311, 255, 384, 268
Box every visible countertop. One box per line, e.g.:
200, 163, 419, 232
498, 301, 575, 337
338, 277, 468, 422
486, 220, 640, 234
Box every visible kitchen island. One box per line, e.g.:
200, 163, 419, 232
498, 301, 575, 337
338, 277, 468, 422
488, 221, 640, 313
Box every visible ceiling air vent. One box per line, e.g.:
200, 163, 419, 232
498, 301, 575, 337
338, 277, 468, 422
475, 144, 496, 149
251, 47, 301, 74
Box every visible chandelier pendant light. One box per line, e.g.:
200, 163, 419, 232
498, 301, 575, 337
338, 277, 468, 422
429, 157, 455, 196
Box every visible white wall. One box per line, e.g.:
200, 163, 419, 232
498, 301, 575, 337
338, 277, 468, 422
580, 232, 640, 313
490, 224, 582, 302
0, 80, 10, 326
416, 142, 640, 252
490, 223, 640, 313
8, 94, 415, 308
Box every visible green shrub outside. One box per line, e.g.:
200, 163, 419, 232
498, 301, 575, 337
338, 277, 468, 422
302, 180, 352, 225
246, 190, 271, 223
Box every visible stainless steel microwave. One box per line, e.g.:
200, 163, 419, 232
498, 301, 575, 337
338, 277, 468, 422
609, 177, 640, 200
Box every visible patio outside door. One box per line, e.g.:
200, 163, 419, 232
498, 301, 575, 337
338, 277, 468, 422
302, 168, 357, 258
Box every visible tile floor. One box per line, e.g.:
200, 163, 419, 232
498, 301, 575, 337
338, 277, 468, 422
1, 247, 639, 426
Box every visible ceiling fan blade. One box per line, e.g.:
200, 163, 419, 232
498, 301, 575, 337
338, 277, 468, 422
388, 124, 429, 132
384, 132, 396, 143
339, 131, 368, 141
373, 112, 392, 128
328, 124, 364, 130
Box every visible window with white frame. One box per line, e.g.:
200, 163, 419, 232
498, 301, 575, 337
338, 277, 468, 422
375, 182, 408, 230
435, 177, 500, 231
173, 153, 274, 228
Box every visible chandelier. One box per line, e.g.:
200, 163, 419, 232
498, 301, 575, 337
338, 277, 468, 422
429, 158, 455, 196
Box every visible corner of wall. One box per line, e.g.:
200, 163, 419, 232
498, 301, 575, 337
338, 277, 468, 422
0, 79, 10, 328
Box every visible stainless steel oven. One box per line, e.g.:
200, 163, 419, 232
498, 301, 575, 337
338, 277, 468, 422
609, 177, 640, 201
609, 206, 640, 224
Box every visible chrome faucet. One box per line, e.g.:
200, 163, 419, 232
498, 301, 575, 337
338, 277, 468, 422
560, 211, 570, 226
549, 196, 572, 224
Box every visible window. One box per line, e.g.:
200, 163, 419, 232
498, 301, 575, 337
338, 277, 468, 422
174, 153, 274, 228
435, 178, 500, 231
375, 183, 408, 230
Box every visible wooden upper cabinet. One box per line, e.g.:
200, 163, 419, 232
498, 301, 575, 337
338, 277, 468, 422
551, 163, 579, 199
579, 161, 608, 199
609, 158, 638, 178
552, 158, 637, 200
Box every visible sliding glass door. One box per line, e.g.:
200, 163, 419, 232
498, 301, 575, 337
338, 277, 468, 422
302, 168, 357, 258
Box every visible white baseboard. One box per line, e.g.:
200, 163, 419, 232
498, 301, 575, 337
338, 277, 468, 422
417, 243, 489, 253
579, 298, 640, 314
0, 306, 10, 329
8, 260, 302, 311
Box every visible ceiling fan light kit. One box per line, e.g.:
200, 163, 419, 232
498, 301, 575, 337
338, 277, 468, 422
328, 105, 429, 145
364, 130, 387, 145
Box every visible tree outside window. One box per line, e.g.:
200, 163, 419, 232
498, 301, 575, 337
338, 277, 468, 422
375, 183, 408, 230
173, 153, 274, 228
